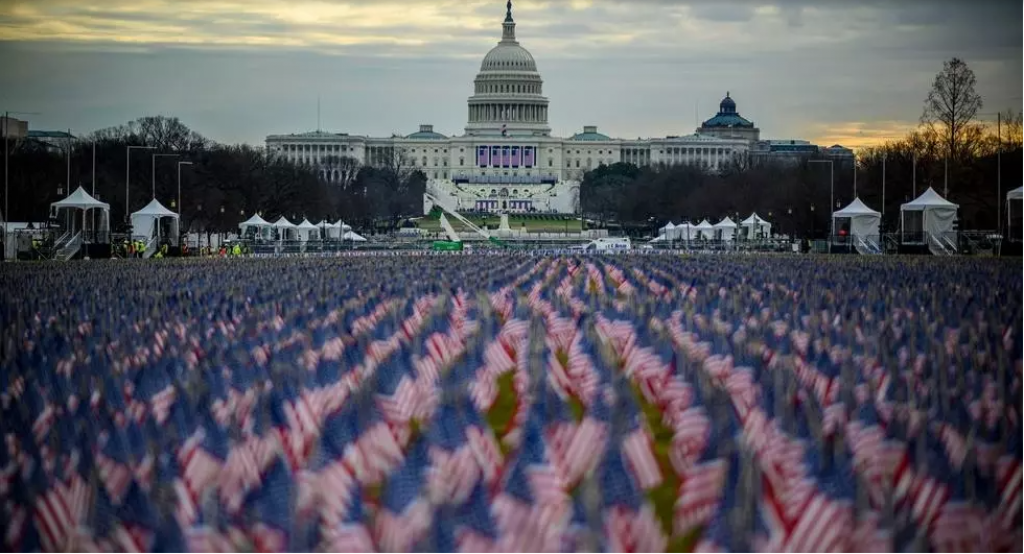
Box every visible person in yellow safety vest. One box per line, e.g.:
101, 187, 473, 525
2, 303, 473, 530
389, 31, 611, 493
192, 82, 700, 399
232, 243, 242, 256
138, 240, 147, 258
154, 243, 167, 259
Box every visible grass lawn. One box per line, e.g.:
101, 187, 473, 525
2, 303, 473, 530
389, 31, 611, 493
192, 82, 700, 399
416, 215, 583, 234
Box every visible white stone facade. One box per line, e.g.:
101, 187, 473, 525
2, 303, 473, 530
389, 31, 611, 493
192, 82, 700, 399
265, 2, 754, 214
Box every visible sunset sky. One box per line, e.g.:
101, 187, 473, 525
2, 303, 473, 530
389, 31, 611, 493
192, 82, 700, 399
0, 0, 1019, 149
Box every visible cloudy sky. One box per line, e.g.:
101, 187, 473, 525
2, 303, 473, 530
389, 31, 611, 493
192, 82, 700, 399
0, 0, 1019, 148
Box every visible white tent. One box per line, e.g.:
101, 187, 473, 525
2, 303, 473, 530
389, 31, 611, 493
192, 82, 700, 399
239, 213, 273, 240
713, 217, 737, 242
131, 198, 179, 246
50, 186, 110, 244
832, 197, 880, 241
296, 218, 319, 242
320, 220, 353, 240
659, 222, 676, 235
273, 216, 298, 241
900, 187, 958, 252
740, 213, 771, 239
695, 219, 715, 240
342, 230, 367, 242
667, 222, 694, 241
1009, 187, 1023, 242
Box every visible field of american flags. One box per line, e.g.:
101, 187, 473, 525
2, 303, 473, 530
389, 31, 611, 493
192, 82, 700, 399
0, 253, 1020, 552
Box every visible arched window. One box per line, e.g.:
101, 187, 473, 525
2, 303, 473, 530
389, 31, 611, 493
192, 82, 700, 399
459, 157, 464, 166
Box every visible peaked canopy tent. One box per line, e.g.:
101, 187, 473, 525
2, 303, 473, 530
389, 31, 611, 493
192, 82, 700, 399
130, 198, 179, 246
713, 217, 737, 241
900, 187, 958, 248
320, 220, 353, 241
296, 219, 320, 242
740, 213, 771, 239
272, 216, 298, 241
239, 213, 273, 240
342, 230, 367, 242
659, 222, 677, 235
695, 219, 715, 240
50, 186, 111, 244
832, 197, 880, 243
668, 222, 694, 241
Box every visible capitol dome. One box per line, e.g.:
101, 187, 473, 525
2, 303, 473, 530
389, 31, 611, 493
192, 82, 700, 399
719, 93, 737, 114
465, 0, 551, 137
480, 43, 537, 72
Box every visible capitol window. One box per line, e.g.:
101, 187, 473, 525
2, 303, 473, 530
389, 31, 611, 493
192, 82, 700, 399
459, 157, 465, 166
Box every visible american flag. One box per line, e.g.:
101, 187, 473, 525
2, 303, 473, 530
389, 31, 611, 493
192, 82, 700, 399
426, 403, 482, 505
675, 456, 728, 536
319, 486, 374, 552
374, 439, 432, 552
615, 384, 663, 490
248, 459, 293, 552
599, 443, 667, 552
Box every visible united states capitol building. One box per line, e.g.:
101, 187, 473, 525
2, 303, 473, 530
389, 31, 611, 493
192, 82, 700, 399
265, 1, 853, 214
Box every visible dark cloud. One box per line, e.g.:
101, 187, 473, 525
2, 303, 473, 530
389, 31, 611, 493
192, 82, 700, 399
0, 0, 1019, 148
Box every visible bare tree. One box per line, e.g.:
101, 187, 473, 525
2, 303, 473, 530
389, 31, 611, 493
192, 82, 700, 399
922, 57, 984, 163
90, 116, 208, 152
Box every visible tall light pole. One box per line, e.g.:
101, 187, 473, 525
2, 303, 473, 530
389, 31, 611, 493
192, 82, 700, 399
882, 154, 887, 232
997, 112, 1002, 236
852, 153, 857, 197
126, 145, 155, 220
3, 110, 40, 256
809, 159, 834, 238
176, 161, 192, 215
151, 153, 179, 199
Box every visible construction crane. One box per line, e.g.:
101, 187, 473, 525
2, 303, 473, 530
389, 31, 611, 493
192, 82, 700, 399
424, 192, 506, 250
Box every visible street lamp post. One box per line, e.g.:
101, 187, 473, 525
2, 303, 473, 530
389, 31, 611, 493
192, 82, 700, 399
152, 153, 179, 200
809, 159, 834, 239
126, 145, 156, 220
176, 161, 193, 215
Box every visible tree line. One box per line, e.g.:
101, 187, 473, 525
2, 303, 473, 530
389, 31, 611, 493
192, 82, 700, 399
1, 116, 424, 235
580, 57, 1022, 237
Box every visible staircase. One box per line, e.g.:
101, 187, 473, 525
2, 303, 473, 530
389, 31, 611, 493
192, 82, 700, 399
927, 233, 956, 256
54, 232, 82, 261
142, 237, 158, 259
854, 236, 881, 255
